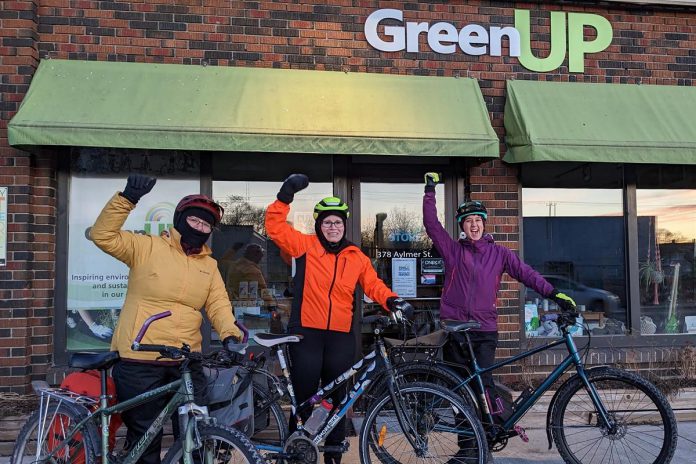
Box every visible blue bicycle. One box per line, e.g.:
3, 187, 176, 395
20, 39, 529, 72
369, 313, 679, 464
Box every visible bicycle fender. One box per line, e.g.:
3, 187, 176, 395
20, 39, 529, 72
544, 365, 612, 450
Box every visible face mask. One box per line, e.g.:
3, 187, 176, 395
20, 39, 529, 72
174, 211, 212, 249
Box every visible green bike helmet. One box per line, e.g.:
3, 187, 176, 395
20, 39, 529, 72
456, 200, 488, 224
313, 196, 350, 220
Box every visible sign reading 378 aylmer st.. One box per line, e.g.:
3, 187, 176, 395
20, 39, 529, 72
364, 9, 613, 73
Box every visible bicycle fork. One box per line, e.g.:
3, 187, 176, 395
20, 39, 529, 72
380, 343, 428, 456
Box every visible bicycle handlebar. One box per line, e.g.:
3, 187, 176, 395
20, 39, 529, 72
131, 311, 172, 350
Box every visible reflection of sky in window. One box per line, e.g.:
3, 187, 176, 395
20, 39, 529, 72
213, 181, 332, 234
522, 189, 623, 217
637, 189, 696, 241
361, 183, 444, 232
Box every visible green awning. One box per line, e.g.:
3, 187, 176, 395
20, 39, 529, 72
9, 59, 498, 157
504, 80, 696, 164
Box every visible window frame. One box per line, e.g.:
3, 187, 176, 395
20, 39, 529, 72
520, 163, 696, 348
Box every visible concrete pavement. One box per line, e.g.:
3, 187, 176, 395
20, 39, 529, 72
343, 420, 696, 463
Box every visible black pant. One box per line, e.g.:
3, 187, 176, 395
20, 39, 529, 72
288, 327, 355, 464
444, 331, 499, 406
112, 360, 207, 464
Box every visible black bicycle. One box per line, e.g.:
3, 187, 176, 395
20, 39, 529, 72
206, 314, 489, 463
366, 313, 679, 464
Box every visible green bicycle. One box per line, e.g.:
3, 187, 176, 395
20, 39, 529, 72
11, 311, 264, 464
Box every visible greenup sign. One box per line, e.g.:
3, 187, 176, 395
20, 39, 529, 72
364, 9, 613, 73
515, 10, 613, 73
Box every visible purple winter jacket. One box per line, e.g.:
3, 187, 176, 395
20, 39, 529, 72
423, 191, 554, 332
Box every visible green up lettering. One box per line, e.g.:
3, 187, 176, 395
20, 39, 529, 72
515, 10, 612, 73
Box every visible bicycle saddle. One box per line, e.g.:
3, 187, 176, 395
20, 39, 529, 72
253, 333, 303, 347
70, 351, 120, 370
440, 320, 481, 333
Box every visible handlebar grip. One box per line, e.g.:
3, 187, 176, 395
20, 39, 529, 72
362, 315, 390, 325
132, 311, 172, 345
131, 343, 168, 352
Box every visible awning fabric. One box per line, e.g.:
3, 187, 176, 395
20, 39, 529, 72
9, 59, 499, 157
504, 80, 696, 164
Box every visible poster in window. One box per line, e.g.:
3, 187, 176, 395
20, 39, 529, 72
67, 177, 198, 350
391, 258, 417, 298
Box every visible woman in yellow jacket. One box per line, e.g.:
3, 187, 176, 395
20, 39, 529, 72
266, 174, 413, 464
91, 174, 242, 464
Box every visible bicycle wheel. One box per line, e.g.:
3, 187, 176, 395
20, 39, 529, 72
251, 381, 288, 458
551, 367, 678, 464
11, 402, 98, 464
359, 382, 487, 464
162, 424, 265, 464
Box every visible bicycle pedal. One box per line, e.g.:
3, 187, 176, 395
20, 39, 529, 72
514, 425, 529, 443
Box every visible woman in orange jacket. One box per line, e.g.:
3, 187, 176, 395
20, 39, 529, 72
265, 174, 413, 464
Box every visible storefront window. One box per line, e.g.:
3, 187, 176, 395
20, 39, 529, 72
637, 189, 696, 336
67, 150, 200, 351
360, 182, 445, 333
211, 154, 333, 343
522, 188, 627, 337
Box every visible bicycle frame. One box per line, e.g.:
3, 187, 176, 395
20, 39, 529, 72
39, 366, 202, 464
256, 329, 418, 454
457, 330, 613, 433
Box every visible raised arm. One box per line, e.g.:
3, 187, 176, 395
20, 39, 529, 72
91, 174, 157, 267
265, 174, 312, 257
423, 173, 458, 259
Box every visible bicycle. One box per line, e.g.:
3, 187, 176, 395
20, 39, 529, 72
12, 311, 264, 464
367, 312, 679, 464
206, 313, 488, 464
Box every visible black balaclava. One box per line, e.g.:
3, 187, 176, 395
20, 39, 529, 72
174, 207, 215, 250
314, 210, 349, 254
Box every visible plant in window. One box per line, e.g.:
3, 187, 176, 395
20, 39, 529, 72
639, 259, 664, 304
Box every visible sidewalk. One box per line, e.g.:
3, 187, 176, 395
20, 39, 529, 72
343, 420, 696, 463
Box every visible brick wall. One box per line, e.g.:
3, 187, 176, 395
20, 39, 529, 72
0, 1, 59, 393
2, 0, 696, 390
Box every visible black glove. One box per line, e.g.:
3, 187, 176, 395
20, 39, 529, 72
277, 174, 309, 204
121, 174, 157, 204
424, 172, 440, 193
549, 289, 577, 313
386, 296, 415, 323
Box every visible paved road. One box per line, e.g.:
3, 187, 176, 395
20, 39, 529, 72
343, 421, 696, 463
3, 421, 694, 462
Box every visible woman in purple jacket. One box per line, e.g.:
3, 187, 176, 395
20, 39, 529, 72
422, 172, 576, 420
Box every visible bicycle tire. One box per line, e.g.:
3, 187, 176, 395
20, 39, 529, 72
365, 362, 479, 414
359, 382, 487, 464
550, 367, 678, 464
162, 423, 265, 464
11, 401, 98, 464
250, 380, 288, 459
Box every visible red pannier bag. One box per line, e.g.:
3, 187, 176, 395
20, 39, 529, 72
47, 370, 122, 463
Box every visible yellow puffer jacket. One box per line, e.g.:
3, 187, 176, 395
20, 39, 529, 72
91, 193, 241, 362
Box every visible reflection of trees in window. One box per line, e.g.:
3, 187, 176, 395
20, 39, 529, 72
361, 207, 435, 250
220, 195, 266, 235
658, 228, 690, 244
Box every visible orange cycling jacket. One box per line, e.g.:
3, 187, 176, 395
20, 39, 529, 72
265, 200, 397, 333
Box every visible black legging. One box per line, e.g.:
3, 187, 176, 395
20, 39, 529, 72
288, 326, 355, 463
113, 360, 207, 464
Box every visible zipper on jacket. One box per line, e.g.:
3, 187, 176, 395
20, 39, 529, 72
326, 254, 339, 330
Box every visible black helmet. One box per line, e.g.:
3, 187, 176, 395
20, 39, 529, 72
456, 200, 487, 224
